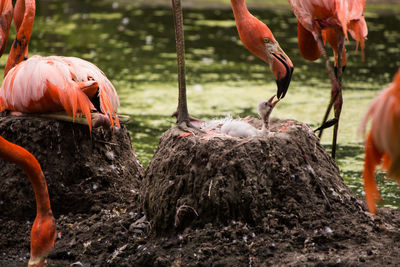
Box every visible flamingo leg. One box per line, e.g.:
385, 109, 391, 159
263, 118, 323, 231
331, 88, 342, 159
314, 29, 346, 159
315, 30, 340, 133
171, 0, 190, 127
331, 30, 345, 159
171, 0, 204, 134
317, 88, 338, 139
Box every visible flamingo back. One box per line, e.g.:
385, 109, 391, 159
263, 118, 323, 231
0, 55, 120, 131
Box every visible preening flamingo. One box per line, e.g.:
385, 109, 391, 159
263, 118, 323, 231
230, 0, 294, 99
0, 0, 120, 132
288, 0, 368, 158
0, 137, 56, 267
360, 68, 400, 214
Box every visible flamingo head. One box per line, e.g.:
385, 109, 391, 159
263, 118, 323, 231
264, 37, 294, 99
258, 95, 279, 123
0, 0, 13, 57
28, 214, 56, 267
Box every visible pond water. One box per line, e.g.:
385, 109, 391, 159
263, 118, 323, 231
2, 1, 399, 209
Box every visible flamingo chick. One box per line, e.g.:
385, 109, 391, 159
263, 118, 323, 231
360, 68, 400, 214
231, 0, 294, 99
0, 136, 56, 267
194, 95, 279, 139
221, 95, 279, 138
0, 0, 120, 132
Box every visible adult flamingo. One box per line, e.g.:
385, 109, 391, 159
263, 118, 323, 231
0, 137, 56, 267
288, 0, 367, 158
171, 0, 293, 128
231, 0, 294, 99
0, 0, 120, 132
360, 68, 400, 214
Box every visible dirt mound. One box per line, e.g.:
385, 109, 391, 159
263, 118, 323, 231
1, 115, 400, 266
143, 119, 361, 234
0, 114, 144, 264
139, 118, 400, 266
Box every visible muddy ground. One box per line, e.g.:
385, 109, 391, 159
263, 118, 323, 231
0, 115, 400, 266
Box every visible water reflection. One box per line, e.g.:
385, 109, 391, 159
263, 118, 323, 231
6, 1, 400, 209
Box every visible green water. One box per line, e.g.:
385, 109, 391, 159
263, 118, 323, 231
2, 1, 400, 209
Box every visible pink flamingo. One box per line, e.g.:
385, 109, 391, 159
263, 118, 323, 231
0, 0, 119, 265
0, 136, 56, 267
0, 0, 120, 132
360, 68, 400, 214
230, 0, 294, 99
288, 0, 367, 158
171, 0, 292, 128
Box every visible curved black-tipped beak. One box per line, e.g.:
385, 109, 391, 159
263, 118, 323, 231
268, 40, 294, 99
275, 62, 294, 99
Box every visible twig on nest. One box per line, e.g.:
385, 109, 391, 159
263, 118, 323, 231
174, 204, 199, 229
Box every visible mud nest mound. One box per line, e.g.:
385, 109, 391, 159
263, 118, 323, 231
0, 114, 144, 264
140, 118, 400, 266
143, 119, 360, 234
2, 115, 400, 266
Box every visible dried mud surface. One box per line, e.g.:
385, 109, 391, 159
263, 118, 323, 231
1, 116, 400, 266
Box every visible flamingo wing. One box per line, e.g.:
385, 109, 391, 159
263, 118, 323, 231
288, 0, 316, 33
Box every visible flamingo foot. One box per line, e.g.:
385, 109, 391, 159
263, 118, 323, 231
177, 121, 205, 136
171, 110, 203, 128
314, 118, 338, 133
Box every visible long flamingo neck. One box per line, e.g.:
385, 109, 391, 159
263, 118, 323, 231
0, 0, 12, 18
0, 136, 52, 216
262, 112, 271, 134
4, 0, 36, 76
0, 0, 12, 57
231, 0, 250, 20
